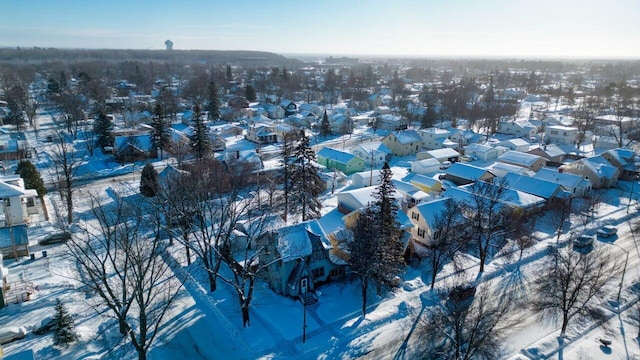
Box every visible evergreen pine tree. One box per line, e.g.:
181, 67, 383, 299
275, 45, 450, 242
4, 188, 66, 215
15, 160, 46, 199
289, 130, 323, 222
244, 84, 257, 102
150, 103, 172, 159
206, 81, 221, 121
279, 132, 297, 223
93, 109, 114, 150
53, 298, 78, 347
348, 206, 382, 317
189, 104, 212, 160
370, 162, 404, 285
140, 163, 159, 197
320, 110, 331, 138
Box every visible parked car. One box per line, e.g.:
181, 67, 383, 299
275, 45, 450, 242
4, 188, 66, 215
38, 231, 71, 245
0, 327, 27, 345
573, 234, 594, 248
597, 225, 617, 238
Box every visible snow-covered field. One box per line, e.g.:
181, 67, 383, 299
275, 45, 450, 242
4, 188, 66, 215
2, 113, 640, 359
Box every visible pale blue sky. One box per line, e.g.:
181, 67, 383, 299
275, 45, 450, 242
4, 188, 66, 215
1, 0, 638, 58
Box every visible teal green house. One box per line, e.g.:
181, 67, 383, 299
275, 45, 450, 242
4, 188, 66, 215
317, 147, 365, 175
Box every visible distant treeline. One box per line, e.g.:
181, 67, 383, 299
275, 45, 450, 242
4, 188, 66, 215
0, 47, 302, 67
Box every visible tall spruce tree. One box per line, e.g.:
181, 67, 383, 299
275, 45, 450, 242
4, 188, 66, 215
150, 103, 172, 159
140, 163, 159, 197
189, 104, 212, 160
279, 132, 297, 223
15, 160, 46, 199
93, 109, 114, 151
289, 130, 323, 222
320, 109, 331, 138
348, 206, 382, 317
206, 81, 221, 121
53, 298, 78, 347
244, 84, 257, 102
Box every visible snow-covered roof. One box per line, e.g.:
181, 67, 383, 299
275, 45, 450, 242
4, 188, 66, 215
529, 144, 566, 158
317, 147, 359, 165
499, 138, 530, 147
498, 150, 544, 166
423, 148, 460, 159
459, 183, 545, 210
415, 198, 463, 229
534, 167, 586, 189
403, 173, 440, 188
488, 162, 534, 177
465, 143, 496, 154
582, 156, 618, 179
277, 223, 312, 261
445, 163, 490, 181
503, 172, 564, 199
412, 158, 441, 168
0, 181, 25, 198
392, 130, 422, 144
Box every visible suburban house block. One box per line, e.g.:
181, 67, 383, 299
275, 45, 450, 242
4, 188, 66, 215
417, 148, 461, 163
223, 150, 263, 174
444, 163, 495, 186
497, 120, 538, 139
382, 130, 423, 157
329, 113, 354, 134
534, 167, 592, 196
407, 198, 465, 249
279, 99, 297, 116
546, 125, 577, 145
449, 129, 484, 147
497, 150, 547, 172
488, 162, 534, 178
560, 156, 619, 189
351, 142, 392, 167
273, 123, 297, 142
262, 221, 345, 303
317, 147, 365, 175
245, 123, 277, 144
411, 158, 442, 175
464, 143, 499, 162
600, 148, 639, 181
0, 176, 36, 259
114, 133, 157, 162
403, 173, 443, 194
377, 114, 408, 132
417, 128, 455, 150
497, 138, 531, 153
503, 172, 571, 203
527, 144, 567, 165
350, 170, 382, 188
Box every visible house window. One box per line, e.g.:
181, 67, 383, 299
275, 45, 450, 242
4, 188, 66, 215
329, 267, 345, 278
550, 130, 558, 135
312, 267, 325, 278
411, 212, 420, 221
26, 198, 35, 207
417, 228, 426, 238
563, 132, 568, 136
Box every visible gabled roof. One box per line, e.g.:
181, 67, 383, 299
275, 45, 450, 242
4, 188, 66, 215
459, 182, 545, 209
498, 150, 544, 166
581, 156, 618, 179
465, 143, 496, 154
503, 172, 564, 199
403, 173, 440, 188
114, 133, 154, 152
277, 223, 312, 261
415, 198, 463, 229
529, 144, 566, 158
535, 167, 587, 189
0, 181, 25, 198
391, 130, 422, 144
412, 158, 441, 168
499, 138, 530, 147
317, 147, 359, 165
445, 163, 491, 181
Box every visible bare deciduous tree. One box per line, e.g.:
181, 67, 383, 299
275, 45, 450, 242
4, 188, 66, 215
50, 132, 82, 224
67, 189, 183, 360
419, 284, 516, 360
426, 198, 463, 289
532, 247, 619, 337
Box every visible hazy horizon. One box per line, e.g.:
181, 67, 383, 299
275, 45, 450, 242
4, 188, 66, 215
3, 0, 639, 59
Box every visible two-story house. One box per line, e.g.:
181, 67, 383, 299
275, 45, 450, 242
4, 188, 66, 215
546, 125, 578, 145
382, 130, 423, 157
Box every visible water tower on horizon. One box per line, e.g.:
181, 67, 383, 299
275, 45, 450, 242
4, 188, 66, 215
165, 39, 173, 50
